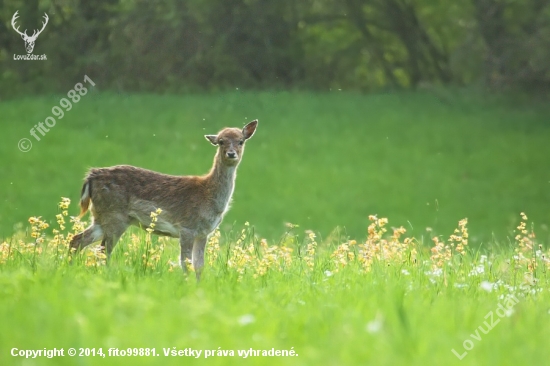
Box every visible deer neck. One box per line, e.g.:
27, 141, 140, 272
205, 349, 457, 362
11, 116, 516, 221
206, 152, 237, 212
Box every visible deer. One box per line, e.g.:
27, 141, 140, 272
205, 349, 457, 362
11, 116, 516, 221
69, 120, 258, 280
11, 11, 49, 54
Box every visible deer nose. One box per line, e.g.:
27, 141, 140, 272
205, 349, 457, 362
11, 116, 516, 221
227, 152, 237, 159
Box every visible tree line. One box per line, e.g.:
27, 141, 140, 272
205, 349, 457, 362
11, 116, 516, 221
1, 0, 549, 98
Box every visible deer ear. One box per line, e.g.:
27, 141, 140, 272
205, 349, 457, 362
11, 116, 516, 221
205, 135, 218, 146
243, 120, 258, 140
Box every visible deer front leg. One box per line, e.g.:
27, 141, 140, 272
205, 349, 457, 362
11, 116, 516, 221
192, 236, 207, 281
179, 229, 194, 274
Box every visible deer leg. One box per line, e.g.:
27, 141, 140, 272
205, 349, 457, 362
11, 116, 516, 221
98, 217, 129, 260
69, 223, 103, 254
101, 231, 125, 259
192, 236, 207, 281
179, 230, 194, 274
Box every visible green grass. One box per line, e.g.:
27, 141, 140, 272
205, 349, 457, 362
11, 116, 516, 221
1, 91, 550, 365
1, 91, 550, 243
0, 214, 549, 366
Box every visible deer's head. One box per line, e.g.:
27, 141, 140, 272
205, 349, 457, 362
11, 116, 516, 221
205, 120, 258, 166
11, 11, 49, 54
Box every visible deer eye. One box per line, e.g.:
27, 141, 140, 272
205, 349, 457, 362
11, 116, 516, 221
218, 139, 224, 145
239, 140, 244, 146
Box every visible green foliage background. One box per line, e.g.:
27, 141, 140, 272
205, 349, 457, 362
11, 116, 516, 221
1, 2, 550, 365
1, 0, 550, 97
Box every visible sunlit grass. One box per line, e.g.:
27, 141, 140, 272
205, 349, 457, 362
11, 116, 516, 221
2, 91, 550, 365
2, 91, 550, 243
1, 199, 549, 365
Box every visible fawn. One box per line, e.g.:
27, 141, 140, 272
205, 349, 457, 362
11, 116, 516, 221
69, 120, 258, 279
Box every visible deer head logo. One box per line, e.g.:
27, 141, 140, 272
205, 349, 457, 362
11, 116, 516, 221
11, 11, 49, 54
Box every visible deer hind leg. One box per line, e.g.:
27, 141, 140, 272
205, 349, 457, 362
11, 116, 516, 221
69, 222, 104, 254
100, 231, 125, 259
98, 215, 130, 259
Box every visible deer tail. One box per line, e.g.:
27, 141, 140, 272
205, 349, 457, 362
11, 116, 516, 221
78, 179, 92, 218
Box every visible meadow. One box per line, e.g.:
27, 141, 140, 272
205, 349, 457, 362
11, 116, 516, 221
1, 91, 550, 365
2, 91, 550, 242
1, 205, 549, 365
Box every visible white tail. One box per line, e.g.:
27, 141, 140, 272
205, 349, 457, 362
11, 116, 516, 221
69, 120, 258, 280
